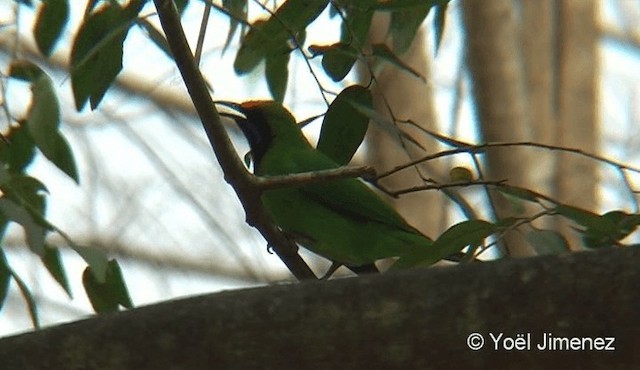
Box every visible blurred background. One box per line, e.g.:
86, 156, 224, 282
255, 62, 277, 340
0, 0, 639, 336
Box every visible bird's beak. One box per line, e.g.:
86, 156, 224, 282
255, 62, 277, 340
214, 100, 246, 123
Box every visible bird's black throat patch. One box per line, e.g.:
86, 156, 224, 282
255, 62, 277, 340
236, 110, 272, 167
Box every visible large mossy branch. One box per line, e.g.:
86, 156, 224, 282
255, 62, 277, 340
0, 247, 638, 369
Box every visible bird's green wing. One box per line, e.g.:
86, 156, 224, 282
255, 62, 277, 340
259, 145, 428, 238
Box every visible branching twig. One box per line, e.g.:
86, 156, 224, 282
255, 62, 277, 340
383, 179, 507, 198
153, 0, 316, 281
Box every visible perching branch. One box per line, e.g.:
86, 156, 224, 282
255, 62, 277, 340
152, 0, 317, 280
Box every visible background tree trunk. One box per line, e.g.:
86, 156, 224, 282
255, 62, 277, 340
361, 13, 446, 238
462, 0, 534, 256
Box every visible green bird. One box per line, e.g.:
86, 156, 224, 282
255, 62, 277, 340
220, 100, 433, 273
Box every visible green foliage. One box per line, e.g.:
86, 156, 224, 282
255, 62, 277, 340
395, 220, 497, 268
33, 0, 70, 56
70, 0, 145, 110
83, 260, 133, 313
317, 85, 372, 165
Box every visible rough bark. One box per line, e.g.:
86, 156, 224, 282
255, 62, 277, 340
1, 247, 638, 369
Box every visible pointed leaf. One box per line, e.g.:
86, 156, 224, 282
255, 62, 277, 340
222, 0, 248, 54
10, 269, 40, 328
265, 45, 291, 103
317, 86, 372, 165
371, 43, 424, 80
73, 245, 109, 283
234, 0, 328, 74
42, 245, 72, 298
0, 122, 37, 173
0, 249, 10, 309
395, 220, 496, 268
310, 43, 358, 82
497, 185, 542, 203
83, 260, 132, 314
525, 229, 569, 255
137, 18, 173, 60
71, 1, 144, 110
373, 0, 437, 10
339, 5, 373, 47
0, 198, 47, 256
555, 204, 608, 232
389, 3, 432, 54
33, 0, 69, 56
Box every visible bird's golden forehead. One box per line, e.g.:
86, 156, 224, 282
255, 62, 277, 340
240, 100, 271, 110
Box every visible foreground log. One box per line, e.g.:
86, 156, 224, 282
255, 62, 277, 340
1, 247, 638, 369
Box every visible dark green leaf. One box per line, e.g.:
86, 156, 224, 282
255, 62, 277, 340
12, 62, 80, 183
10, 269, 39, 328
42, 245, 72, 298
497, 185, 541, 203
83, 260, 133, 314
372, 0, 437, 10
555, 205, 608, 232
71, 1, 145, 110
222, 0, 248, 54
73, 245, 109, 283
0, 249, 10, 309
265, 48, 290, 103
371, 43, 424, 80
339, 5, 373, 47
389, 3, 432, 54
137, 18, 173, 60
234, 0, 328, 74
0, 122, 37, 173
311, 43, 358, 82
525, 229, 569, 255
349, 101, 426, 151
0, 198, 47, 256
33, 0, 69, 56
317, 85, 372, 165
395, 220, 496, 268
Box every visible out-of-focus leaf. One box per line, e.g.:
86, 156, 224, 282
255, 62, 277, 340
371, 43, 424, 80
389, 3, 432, 54
372, 0, 437, 10
339, 3, 374, 47
72, 245, 109, 283
234, 0, 328, 74
9, 61, 80, 183
309, 43, 358, 82
265, 48, 290, 103
83, 260, 133, 314
71, 0, 145, 110
0, 249, 10, 309
0, 198, 47, 256
137, 18, 173, 60
33, 0, 69, 56
525, 229, 569, 255
42, 245, 72, 298
395, 220, 496, 268
222, 0, 247, 54
317, 85, 372, 165
0, 122, 37, 173
10, 269, 39, 328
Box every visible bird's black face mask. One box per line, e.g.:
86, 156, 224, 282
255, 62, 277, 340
215, 101, 272, 167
